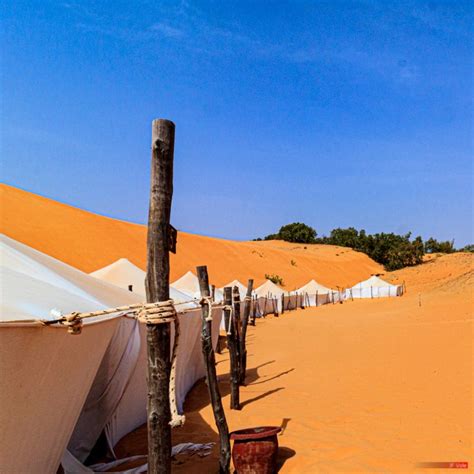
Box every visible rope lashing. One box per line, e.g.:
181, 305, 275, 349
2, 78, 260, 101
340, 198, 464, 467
137, 300, 176, 325
200, 296, 213, 322
168, 311, 185, 428
136, 299, 185, 428
62, 312, 83, 335
222, 305, 233, 335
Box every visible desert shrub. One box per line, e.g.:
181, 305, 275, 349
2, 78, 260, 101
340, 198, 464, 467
424, 237, 456, 254
265, 273, 284, 286
460, 244, 474, 253
263, 222, 317, 243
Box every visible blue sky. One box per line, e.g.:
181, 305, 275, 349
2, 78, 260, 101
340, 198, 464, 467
2, 1, 473, 245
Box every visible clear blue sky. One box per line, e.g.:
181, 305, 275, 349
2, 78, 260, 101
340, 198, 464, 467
2, 1, 473, 245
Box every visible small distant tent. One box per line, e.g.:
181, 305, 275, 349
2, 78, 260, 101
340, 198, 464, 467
171, 270, 224, 302
296, 279, 341, 306
91, 258, 194, 303
345, 275, 402, 299
219, 279, 248, 299
254, 279, 285, 314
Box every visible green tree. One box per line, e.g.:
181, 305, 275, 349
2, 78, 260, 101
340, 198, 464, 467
424, 237, 455, 254
264, 222, 317, 243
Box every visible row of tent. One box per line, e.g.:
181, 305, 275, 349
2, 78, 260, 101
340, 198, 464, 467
92, 258, 403, 318
0, 234, 403, 473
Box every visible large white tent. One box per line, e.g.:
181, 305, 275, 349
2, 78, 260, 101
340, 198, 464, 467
1, 235, 222, 473
345, 275, 402, 299
0, 234, 141, 474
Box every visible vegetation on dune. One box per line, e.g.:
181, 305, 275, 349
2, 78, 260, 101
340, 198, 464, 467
265, 273, 284, 286
255, 223, 470, 271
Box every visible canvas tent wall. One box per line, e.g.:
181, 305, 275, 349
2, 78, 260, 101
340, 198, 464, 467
345, 275, 402, 299
0, 234, 141, 474
219, 279, 248, 299
89, 262, 222, 454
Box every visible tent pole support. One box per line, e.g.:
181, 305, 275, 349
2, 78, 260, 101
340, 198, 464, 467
239, 279, 254, 385
145, 119, 175, 474
197, 266, 231, 473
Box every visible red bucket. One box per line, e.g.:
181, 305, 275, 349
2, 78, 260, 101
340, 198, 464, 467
230, 426, 282, 474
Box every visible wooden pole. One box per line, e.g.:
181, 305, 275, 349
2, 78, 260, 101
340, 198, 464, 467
197, 266, 231, 473
232, 286, 243, 385
239, 279, 254, 385
145, 118, 175, 474
224, 287, 240, 410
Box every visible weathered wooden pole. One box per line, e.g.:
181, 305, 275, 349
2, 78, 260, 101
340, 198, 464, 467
232, 286, 243, 382
239, 279, 253, 385
197, 266, 231, 473
145, 119, 175, 474
224, 287, 240, 410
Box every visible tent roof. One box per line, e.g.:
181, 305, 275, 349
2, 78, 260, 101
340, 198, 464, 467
1, 234, 141, 323
351, 275, 399, 289
171, 271, 224, 301
254, 279, 285, 297
296, 279, 335, 294
91, 258, 192, 305
220, 279, 247, 293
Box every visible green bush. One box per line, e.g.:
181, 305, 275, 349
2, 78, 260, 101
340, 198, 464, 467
263, 222, 317, 243
424, 237, 456, 254
265, 273, 284, 286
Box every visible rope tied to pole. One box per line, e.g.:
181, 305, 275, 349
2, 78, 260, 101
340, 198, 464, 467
223, 305, 233, 335
62, 312, 83, 335
200, 296, 213, 322
137, 299, 185, 428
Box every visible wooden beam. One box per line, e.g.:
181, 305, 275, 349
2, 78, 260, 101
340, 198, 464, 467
145, 118, 175, 474
197, 266, 231, 473
239, 279, 253, 385
224, 287, 240, 410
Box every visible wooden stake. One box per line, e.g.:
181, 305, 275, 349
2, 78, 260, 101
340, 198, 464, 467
145, 119, 175, 474
232, 286, 243, 385
197, 266, 231, 473
224, 287, 240, 410
239, 279, 254, 385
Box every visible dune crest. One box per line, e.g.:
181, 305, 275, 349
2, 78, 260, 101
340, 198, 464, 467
1, 184, 381, 288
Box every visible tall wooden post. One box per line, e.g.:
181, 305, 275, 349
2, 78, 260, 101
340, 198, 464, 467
197, 266, 231, 473
145, 118, 175, 474
239, 279, 253, 385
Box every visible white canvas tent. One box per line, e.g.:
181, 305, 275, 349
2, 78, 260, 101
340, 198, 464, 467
253, 279, 285, 314
296, 279, 342, 306
219, 279, 248, 299
0, 234, 141, 474
345, 275, 402, 299
1, 236, 222, 473
171, 270, 224, 302
91, 258, 194, 303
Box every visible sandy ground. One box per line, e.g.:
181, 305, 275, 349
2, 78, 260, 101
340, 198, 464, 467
1, 184, 380, 288
3, 185, 472, 472
114, 254, 473, 473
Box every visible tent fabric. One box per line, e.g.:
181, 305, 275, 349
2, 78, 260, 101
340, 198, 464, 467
219, 279, 248, 299
254, 280, 285, 313
171, 271, 224, 302
345, 275, 402, 299
90, 259, 193, 305
294, 279, 340, 307
0, 234, 139, 474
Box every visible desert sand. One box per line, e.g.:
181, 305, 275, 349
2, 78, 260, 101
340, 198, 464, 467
2, 184, 473, 472
113, 253, 472, 473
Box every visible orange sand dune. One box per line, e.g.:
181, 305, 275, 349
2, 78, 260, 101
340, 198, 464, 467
115, 253, 473, 473
0, 184, 381, 288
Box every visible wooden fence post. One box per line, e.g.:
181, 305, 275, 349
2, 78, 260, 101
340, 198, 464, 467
239, 279, 254, 385
145, 118, 175, 474
232, 286, 243, 384
196, 266, 231, 473
224, 287, 240, 410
